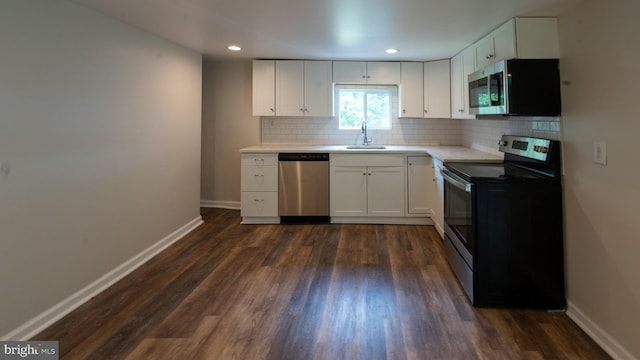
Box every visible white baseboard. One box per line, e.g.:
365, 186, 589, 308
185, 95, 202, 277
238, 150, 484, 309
200, 200, 240, 210
566, 300, 637, 360
2, 216, 204, 341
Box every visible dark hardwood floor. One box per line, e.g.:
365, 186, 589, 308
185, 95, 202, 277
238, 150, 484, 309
34, 208, 610, 359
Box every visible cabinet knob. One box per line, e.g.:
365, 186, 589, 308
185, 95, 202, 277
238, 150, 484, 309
270, 108, 274, 113
424, 109, 428, 114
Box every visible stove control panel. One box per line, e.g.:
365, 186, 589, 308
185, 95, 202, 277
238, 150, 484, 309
498, 135, 557, 162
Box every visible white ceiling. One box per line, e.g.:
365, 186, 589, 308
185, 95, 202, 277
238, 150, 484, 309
71, 0, 581, 61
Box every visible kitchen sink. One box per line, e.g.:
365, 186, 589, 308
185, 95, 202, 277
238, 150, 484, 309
345, 145, 387, 149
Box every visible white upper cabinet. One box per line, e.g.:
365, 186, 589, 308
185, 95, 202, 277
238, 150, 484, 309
492, 19, 517, 62
399, 62, 424, 118
450, 47, 475, 119
252, 60, 276, 116
423, 60, 451, 119
333, 61, 401, 84
275, 60, 333, 117
332, 61, 367, 83
474, 19, 516, 69
514, 17, 559, 59
255, 60, 332, 117
473, 17, 559, 71
303, 61, 333, 117
275, 60, 305, 116
366, 62, 401, 84
400, 60, 451, 119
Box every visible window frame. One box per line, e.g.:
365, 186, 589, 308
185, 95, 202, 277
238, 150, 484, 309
335, 85, 393, 130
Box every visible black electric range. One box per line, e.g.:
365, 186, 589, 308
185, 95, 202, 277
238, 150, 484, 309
441, 135, 565, 309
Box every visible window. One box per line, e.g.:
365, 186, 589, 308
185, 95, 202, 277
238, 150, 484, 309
336, 85, 393, 130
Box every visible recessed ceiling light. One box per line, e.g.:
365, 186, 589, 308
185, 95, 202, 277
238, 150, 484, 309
228, 45, 241, 51
385, 48, 399, 54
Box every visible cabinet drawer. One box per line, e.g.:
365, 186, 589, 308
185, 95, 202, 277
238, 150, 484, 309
330, 154, 405, 167
241, 165, 278, 191
241, 153, 278, 167
241, 192, 278, 217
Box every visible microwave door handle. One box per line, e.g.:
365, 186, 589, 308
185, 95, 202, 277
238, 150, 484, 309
441, 169, 473, 193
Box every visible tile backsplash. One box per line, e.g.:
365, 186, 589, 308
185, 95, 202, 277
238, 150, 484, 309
261, 116, 561, 152
460, 116, 562, 154
261, 117, 461, 145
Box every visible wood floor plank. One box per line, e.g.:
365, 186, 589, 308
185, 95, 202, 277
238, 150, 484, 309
32, 208, 612, 360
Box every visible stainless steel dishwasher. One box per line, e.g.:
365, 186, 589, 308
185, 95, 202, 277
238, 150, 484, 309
278, 153, 330, 223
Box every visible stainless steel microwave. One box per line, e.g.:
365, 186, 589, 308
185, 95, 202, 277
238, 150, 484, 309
468, 59, 561, 116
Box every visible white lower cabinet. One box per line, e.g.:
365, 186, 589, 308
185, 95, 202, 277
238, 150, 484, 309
330, 166, 368, 217
407, 155, 436, 215
240, 153, 279, 224
432, 158, 445, 238
241, 192, 278, 217
367, 167, 405, 216
330, 154, 406, 221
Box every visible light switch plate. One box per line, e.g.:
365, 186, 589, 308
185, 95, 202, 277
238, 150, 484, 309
593, 141, 607, 165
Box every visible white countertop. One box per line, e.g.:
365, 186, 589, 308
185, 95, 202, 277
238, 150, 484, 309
240, 145, 503, 162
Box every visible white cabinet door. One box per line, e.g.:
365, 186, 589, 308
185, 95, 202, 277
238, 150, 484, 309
367, 167, 405, 217
333, 61, 401, 84
252, 60, 275, 116
515, 17, 559, 58
473, 19, 516, 70
303, 60, 333, 117
399, 62, 424, 118
423, 60, 451, 119
367, 62, 401, 84
330, 166, 368, 217
275, 60, 304, 116
240, 165, 278, 191
472, 18, 557, 71
241, 192, 278, 217
432, 158, 445, 238
473, 36, 494, 70
407, 156, 433, 215
492, 19, 516, 63
450, 54, 463, 118
333, 61, 367, 83
451, 47, 475, 119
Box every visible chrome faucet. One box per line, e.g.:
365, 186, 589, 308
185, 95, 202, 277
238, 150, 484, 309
361, 121, 372, 145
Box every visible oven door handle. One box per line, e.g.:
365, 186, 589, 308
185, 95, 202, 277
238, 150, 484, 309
441, 169, 473, 193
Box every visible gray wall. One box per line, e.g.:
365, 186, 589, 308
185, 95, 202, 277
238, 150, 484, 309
0, 0, 202, 336
201, 60, 260, 207
559, 0, 640, 358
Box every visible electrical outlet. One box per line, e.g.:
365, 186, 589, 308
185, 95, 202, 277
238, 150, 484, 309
593, 142, 607, 165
